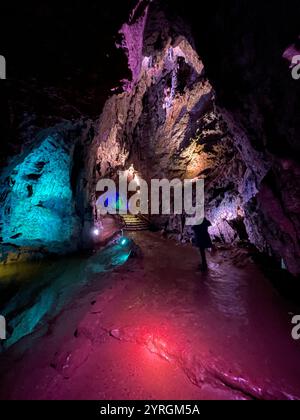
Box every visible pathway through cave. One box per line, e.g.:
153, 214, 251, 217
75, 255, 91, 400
1, 233, 300, 400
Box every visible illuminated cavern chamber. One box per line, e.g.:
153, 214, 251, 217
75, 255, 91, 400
90, 0, 300, 275
0, 0, 299, 277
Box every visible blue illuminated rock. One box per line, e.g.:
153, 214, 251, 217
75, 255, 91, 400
0, 124, 90, 263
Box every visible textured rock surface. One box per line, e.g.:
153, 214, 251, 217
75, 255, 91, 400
1, 0, 299, 276
0, 2, 136, 263
0, 122, 94, 263
90, 0, 300, 276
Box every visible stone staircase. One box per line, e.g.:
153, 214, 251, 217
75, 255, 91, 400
121, 214, 150, 231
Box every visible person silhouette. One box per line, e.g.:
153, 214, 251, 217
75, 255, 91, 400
192, 217, 213, 272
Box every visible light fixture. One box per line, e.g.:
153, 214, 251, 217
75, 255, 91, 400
120, 238, 127, 246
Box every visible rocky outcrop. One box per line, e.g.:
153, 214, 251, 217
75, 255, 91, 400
1, 1, 299, 276
0, 121, 94, 263
0, 2, 135, 263
90, 0, 300, 276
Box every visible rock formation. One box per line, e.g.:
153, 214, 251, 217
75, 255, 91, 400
1, 0, 299, 276
90, 0, 300, 275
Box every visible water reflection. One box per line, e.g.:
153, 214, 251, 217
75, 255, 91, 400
0, 238, 133, 350
203, 262, 249, 321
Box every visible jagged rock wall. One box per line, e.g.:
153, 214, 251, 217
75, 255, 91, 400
91, 0, 300, 276
1, 1, 299, 276
0, 122, 94, 263
186, 0, 300, 277
0, 2, 136, 263
91, 1, 249, 243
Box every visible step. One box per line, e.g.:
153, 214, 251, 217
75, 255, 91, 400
123, 223, 148, 226
124, 227, 148, 231
121, 214, 150, 231
123, 220, 145, 223
124, 224, 148, 228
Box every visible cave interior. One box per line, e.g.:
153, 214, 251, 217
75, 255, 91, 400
0, 0, 300, 401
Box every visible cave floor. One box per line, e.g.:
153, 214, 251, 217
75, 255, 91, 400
1, 232, 300, 400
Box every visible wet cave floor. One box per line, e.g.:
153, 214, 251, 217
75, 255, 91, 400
1, 232, 300, 400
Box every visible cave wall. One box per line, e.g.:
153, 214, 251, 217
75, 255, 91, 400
185, 0, 300, 276
0, 122, 94, 263
0, 2, 135, 263
0, 0, 299, 276
90, 0, 253, 242
91, 0, 300, 276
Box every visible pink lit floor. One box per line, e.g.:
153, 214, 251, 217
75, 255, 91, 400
1, 232, 300, 400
